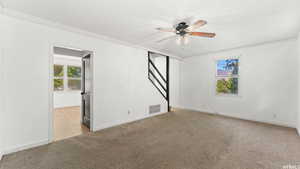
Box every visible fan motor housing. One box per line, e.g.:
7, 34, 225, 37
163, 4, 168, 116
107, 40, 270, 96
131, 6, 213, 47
176, 22, 189, 36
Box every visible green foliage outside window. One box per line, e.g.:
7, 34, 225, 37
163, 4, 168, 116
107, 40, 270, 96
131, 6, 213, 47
68, 66, 81, 78
54, 79, 64, 91
53, 65, 81, 91
216, 58, 239, 95
54, 65, 64, 91
54, 65, 64, 77
216, 78, 238, 94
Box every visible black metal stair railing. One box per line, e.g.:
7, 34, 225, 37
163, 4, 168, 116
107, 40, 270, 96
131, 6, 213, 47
148, 51, 170, 111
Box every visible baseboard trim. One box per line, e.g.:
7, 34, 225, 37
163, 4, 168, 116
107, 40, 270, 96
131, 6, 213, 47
221, 114, 295, 128
181, 107, 295, 129
177, 107, 215, 114
2, 108, 296, 158
2, 111, 168, 156
2, 139, 49, 156
93, 111, 169, 132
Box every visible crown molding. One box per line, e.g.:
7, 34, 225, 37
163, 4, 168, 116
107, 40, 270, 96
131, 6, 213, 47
1, 8, 182, 60
183, 36, 298, 59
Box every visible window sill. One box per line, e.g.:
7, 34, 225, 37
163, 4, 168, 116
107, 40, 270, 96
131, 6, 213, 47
215, 93, 242, 98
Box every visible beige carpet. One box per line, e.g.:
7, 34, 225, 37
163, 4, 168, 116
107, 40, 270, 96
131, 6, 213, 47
1, 109, 300, 169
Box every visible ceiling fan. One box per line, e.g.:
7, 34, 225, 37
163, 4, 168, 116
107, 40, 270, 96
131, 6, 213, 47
156, 20, 216, 45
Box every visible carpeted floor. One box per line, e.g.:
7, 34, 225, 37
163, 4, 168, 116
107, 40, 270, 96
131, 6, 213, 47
1, 109, 300, 169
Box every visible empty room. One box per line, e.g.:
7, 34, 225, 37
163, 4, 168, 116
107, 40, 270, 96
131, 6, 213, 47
0, 0, 300, 169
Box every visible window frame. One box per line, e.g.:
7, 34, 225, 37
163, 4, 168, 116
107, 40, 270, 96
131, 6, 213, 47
67, 65, 82, 91
214, 56, 240, 97
53, 64, 82, 92
53, 64, 64, 91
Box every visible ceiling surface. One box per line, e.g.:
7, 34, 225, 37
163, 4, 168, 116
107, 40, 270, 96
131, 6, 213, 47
1, 0, 300, 57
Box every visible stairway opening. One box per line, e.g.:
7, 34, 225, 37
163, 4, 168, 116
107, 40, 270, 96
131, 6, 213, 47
148, 51, 170, 112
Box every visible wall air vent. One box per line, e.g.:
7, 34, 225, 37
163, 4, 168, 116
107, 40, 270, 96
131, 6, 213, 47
149, 104, 161, 114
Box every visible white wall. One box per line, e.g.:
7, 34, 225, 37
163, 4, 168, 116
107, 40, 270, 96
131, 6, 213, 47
54, 91, 81, 108
298, 33, 300, 134
170, 59, 180, 108
53, 55, 81, 108
0, 48, 4, 160
180, 38, 298, 128
0, 13, 180, 155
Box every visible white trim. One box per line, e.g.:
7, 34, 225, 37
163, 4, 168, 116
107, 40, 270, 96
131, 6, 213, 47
214, 56, 241, 97
217, 112, 295, 128
2, 139, 49, 155
182, 107, 296, 129
48, 45, 54, 143
93, 111, 169, 132
54, 54, 82, 62
49, 44, 95, 142
90, 51, 95, 132
53, 63, 82, 92
180, 107, 216, 114
184, 37, 298, 59
0, 45, 3, 162
1, 8, 182, 60
297, 128, 300, 136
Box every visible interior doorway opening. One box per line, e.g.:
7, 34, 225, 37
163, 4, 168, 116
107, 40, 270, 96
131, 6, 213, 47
51, 46, 93, 142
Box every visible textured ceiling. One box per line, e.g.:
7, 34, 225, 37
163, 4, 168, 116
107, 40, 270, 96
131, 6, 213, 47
2, 0, 300, 57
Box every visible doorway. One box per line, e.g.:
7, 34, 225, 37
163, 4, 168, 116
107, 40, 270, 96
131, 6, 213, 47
50, 46, 93, 142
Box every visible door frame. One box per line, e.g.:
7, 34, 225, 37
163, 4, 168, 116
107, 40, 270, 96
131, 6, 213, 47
48, 44, 95, 143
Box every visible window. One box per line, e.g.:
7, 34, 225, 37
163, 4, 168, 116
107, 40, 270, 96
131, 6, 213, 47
215, 58, 239, 95
54, 65, 64, 91
68, 66, 81, 78
67, 66, 81, 90
53, 64, 81, 91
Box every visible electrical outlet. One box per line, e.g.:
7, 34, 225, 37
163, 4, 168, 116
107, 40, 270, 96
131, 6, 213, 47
128, 110, 130, 115
273, 114, 277, 119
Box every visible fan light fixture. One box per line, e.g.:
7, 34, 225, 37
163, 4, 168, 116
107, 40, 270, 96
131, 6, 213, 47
156, 20, 216, 45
